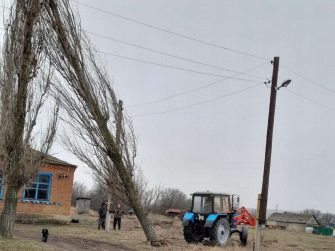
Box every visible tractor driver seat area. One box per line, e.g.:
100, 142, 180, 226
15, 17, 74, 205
203, 197, 212, 214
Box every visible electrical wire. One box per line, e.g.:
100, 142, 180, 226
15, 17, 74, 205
0, 5, 9, 10
1, 3, 332, 117
71, 0, 269, 61
286, 89, 335, 112
131, 84, 262, 117
282, 65, 335, 95
86, 30, 265, 80
128, 62, 268, 108
0, 4, 266, 82
96, 49, 262, 82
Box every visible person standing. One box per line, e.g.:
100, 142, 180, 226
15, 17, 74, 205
98, 203, 107, 230
113, 203, 124, 230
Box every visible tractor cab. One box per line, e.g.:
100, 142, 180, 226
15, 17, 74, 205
183, 191, 254, 247
191, 192, 240, 215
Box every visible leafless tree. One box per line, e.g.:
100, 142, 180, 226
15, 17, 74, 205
0, 1, 59, 238
302, 209, 334, 226
134, 169, 162, 213
319, 212, 334, 226
71, 181, 89, 206
61, 100, 133, 230
63, 130, 128, 230
158, 188, 190, 214
88, 182, 129, 211
43, 0, 158, 244
302, 208, 322, 219
89, 182, 107, 211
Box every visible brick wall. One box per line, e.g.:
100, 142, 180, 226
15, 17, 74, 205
0, 164, 76, 217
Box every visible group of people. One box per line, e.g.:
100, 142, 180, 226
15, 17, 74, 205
98, 203, 124, 230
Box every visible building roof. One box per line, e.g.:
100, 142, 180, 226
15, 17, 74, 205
267, 212, 320, 225
0, 151, 76, 169
44, 154, 76, 168
192, 191, 232, 196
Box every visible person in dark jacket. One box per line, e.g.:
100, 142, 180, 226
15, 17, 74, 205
113, 203, 124, 230
98, 203, 107, 230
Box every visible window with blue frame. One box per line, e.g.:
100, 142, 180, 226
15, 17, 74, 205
0, 173, 3, 199
23, 173, 52, 201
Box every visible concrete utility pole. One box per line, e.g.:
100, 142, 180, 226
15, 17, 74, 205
105, 100, 123, 231
254, 194, 262, 250
254, 57, 280, 251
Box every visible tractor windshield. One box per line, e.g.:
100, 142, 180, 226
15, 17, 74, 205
192, 195, 213, 214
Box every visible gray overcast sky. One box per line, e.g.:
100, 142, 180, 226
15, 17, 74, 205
3, 0, 335, 213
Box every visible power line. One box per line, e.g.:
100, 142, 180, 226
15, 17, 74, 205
0, 5, 10, 10
86, 30, 265, 80
0, 15, 264, 83
287, 89, 335, 112
97, 49, 263, 82
282, 65, 335, 95
72, 0, 269, 61
128, 62, 268, 108
131, 84, 262, 117
0, 4, 266, 82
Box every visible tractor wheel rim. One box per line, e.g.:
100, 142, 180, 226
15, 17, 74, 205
218, 224, 227, 243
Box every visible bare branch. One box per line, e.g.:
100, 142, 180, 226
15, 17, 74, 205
44, 0, 158, 242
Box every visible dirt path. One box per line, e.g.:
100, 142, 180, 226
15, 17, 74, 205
15, 228, 132, 251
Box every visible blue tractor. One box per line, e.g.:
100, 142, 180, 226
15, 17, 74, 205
182, 192, 255, 246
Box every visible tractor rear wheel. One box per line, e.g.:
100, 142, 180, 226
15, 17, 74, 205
210, 218, 230, 246
240, 226, 248, 246
183, 223, 202, 243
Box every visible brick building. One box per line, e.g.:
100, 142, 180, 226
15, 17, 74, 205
0, 155, 76, 220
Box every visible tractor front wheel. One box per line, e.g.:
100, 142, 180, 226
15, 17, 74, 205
183, 223, 202, 243
240, 226, 248, 246
210, 218, 230, 246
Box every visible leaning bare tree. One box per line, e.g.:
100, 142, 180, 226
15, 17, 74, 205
61, 104, 135, 230
43, 0, 158, 244
0, 1, 58, 238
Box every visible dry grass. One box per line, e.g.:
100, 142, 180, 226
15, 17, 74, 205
0, 213, 334, 251
0, 238, 44, 251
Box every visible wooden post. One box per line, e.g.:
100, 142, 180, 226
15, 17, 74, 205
255, 56, 280, 250
105, 100, 123, 231
259, 56, 280, 225
105, 191, 112, 231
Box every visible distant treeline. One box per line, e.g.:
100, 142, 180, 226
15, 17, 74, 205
72, 181, 191, 214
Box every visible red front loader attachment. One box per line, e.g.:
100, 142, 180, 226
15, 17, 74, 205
233, 206, 256, 227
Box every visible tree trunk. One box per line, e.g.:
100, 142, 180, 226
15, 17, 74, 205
0, 185, 20, 238
0, 0, 42, 239
96, 107, 157, 242
104, 139, 157, 242
126, 182, 157, 242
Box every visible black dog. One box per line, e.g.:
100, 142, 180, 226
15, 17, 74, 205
41, 228, 49, 242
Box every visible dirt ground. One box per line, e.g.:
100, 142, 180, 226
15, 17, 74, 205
0, 213, 334, 251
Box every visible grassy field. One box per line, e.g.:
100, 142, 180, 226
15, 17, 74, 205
0, 212, 334, 251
